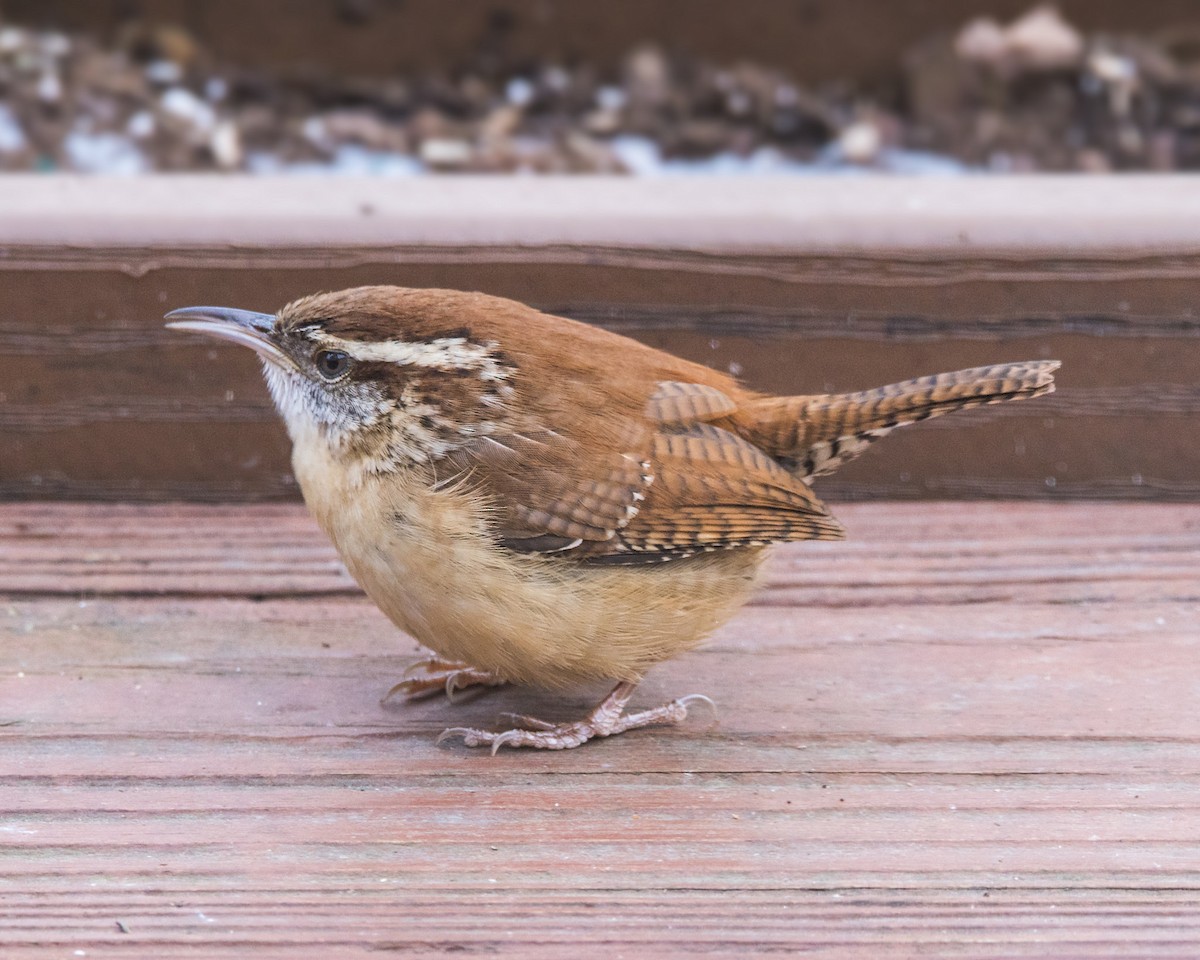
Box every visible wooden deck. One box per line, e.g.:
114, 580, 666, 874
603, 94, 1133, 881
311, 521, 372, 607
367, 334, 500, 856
2, 500, 1200, 957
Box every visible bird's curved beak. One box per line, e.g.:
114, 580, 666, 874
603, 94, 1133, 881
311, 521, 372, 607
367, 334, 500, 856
164, 306, 293, 369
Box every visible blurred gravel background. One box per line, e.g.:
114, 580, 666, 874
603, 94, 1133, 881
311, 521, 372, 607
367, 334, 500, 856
1, 4, 1198, 174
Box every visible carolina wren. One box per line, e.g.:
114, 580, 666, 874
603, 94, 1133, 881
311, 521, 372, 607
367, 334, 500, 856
167, 286, 1058, 751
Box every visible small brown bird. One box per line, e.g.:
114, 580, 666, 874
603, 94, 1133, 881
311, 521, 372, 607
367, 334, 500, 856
167, 286, 1058, 751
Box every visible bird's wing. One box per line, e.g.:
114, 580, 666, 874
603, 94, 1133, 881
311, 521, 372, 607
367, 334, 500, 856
443, 422, 654, 550
444, 381, 844, 563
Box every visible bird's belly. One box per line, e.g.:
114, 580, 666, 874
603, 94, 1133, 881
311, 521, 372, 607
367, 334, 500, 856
295, 454, 765, 686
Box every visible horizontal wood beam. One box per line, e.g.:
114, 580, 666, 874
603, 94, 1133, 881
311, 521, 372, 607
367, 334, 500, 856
3, 175, 1200, 255
2, 176, 1197, 501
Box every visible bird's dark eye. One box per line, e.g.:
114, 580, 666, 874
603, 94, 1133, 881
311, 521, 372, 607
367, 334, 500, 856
315, 350, 350, 380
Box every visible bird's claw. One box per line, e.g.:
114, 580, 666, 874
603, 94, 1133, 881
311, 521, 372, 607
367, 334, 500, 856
437, 687, 717, 752
676, 693, 719, 729
383, 658, 506, 704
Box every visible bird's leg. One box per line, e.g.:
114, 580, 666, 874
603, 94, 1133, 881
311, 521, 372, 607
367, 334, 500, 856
383, 657, 507, 703
438, 681, 716, 752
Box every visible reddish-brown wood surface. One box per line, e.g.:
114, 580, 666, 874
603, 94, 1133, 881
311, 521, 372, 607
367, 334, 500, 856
4, 176, 1200, 502
2, 501, 1200, 957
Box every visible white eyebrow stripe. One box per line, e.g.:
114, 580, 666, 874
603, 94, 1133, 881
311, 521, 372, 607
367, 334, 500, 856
310, 332, 502, 372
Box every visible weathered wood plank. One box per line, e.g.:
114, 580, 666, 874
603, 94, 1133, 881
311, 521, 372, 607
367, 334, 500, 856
2, 501, 1200, 956
2, 177, 1199, 501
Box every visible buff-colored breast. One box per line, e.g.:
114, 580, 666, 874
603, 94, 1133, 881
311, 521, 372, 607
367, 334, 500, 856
291, 435, 766, 687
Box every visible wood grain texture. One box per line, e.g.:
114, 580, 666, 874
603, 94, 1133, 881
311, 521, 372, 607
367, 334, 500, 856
2, 501, 1200, 957
1, 177, 1199, 501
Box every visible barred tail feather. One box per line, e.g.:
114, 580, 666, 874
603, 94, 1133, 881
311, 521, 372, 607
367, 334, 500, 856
741, 360, 1060, 481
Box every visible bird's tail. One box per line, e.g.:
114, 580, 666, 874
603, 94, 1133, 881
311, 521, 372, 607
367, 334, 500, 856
737, 360, 1060, 481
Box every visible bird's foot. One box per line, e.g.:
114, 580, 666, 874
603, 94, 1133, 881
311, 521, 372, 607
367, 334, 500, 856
383, 657, 507, 704
438, 680, 716, 753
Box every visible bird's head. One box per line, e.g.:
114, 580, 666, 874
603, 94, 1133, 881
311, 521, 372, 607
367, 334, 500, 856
166, 286, 517, 472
